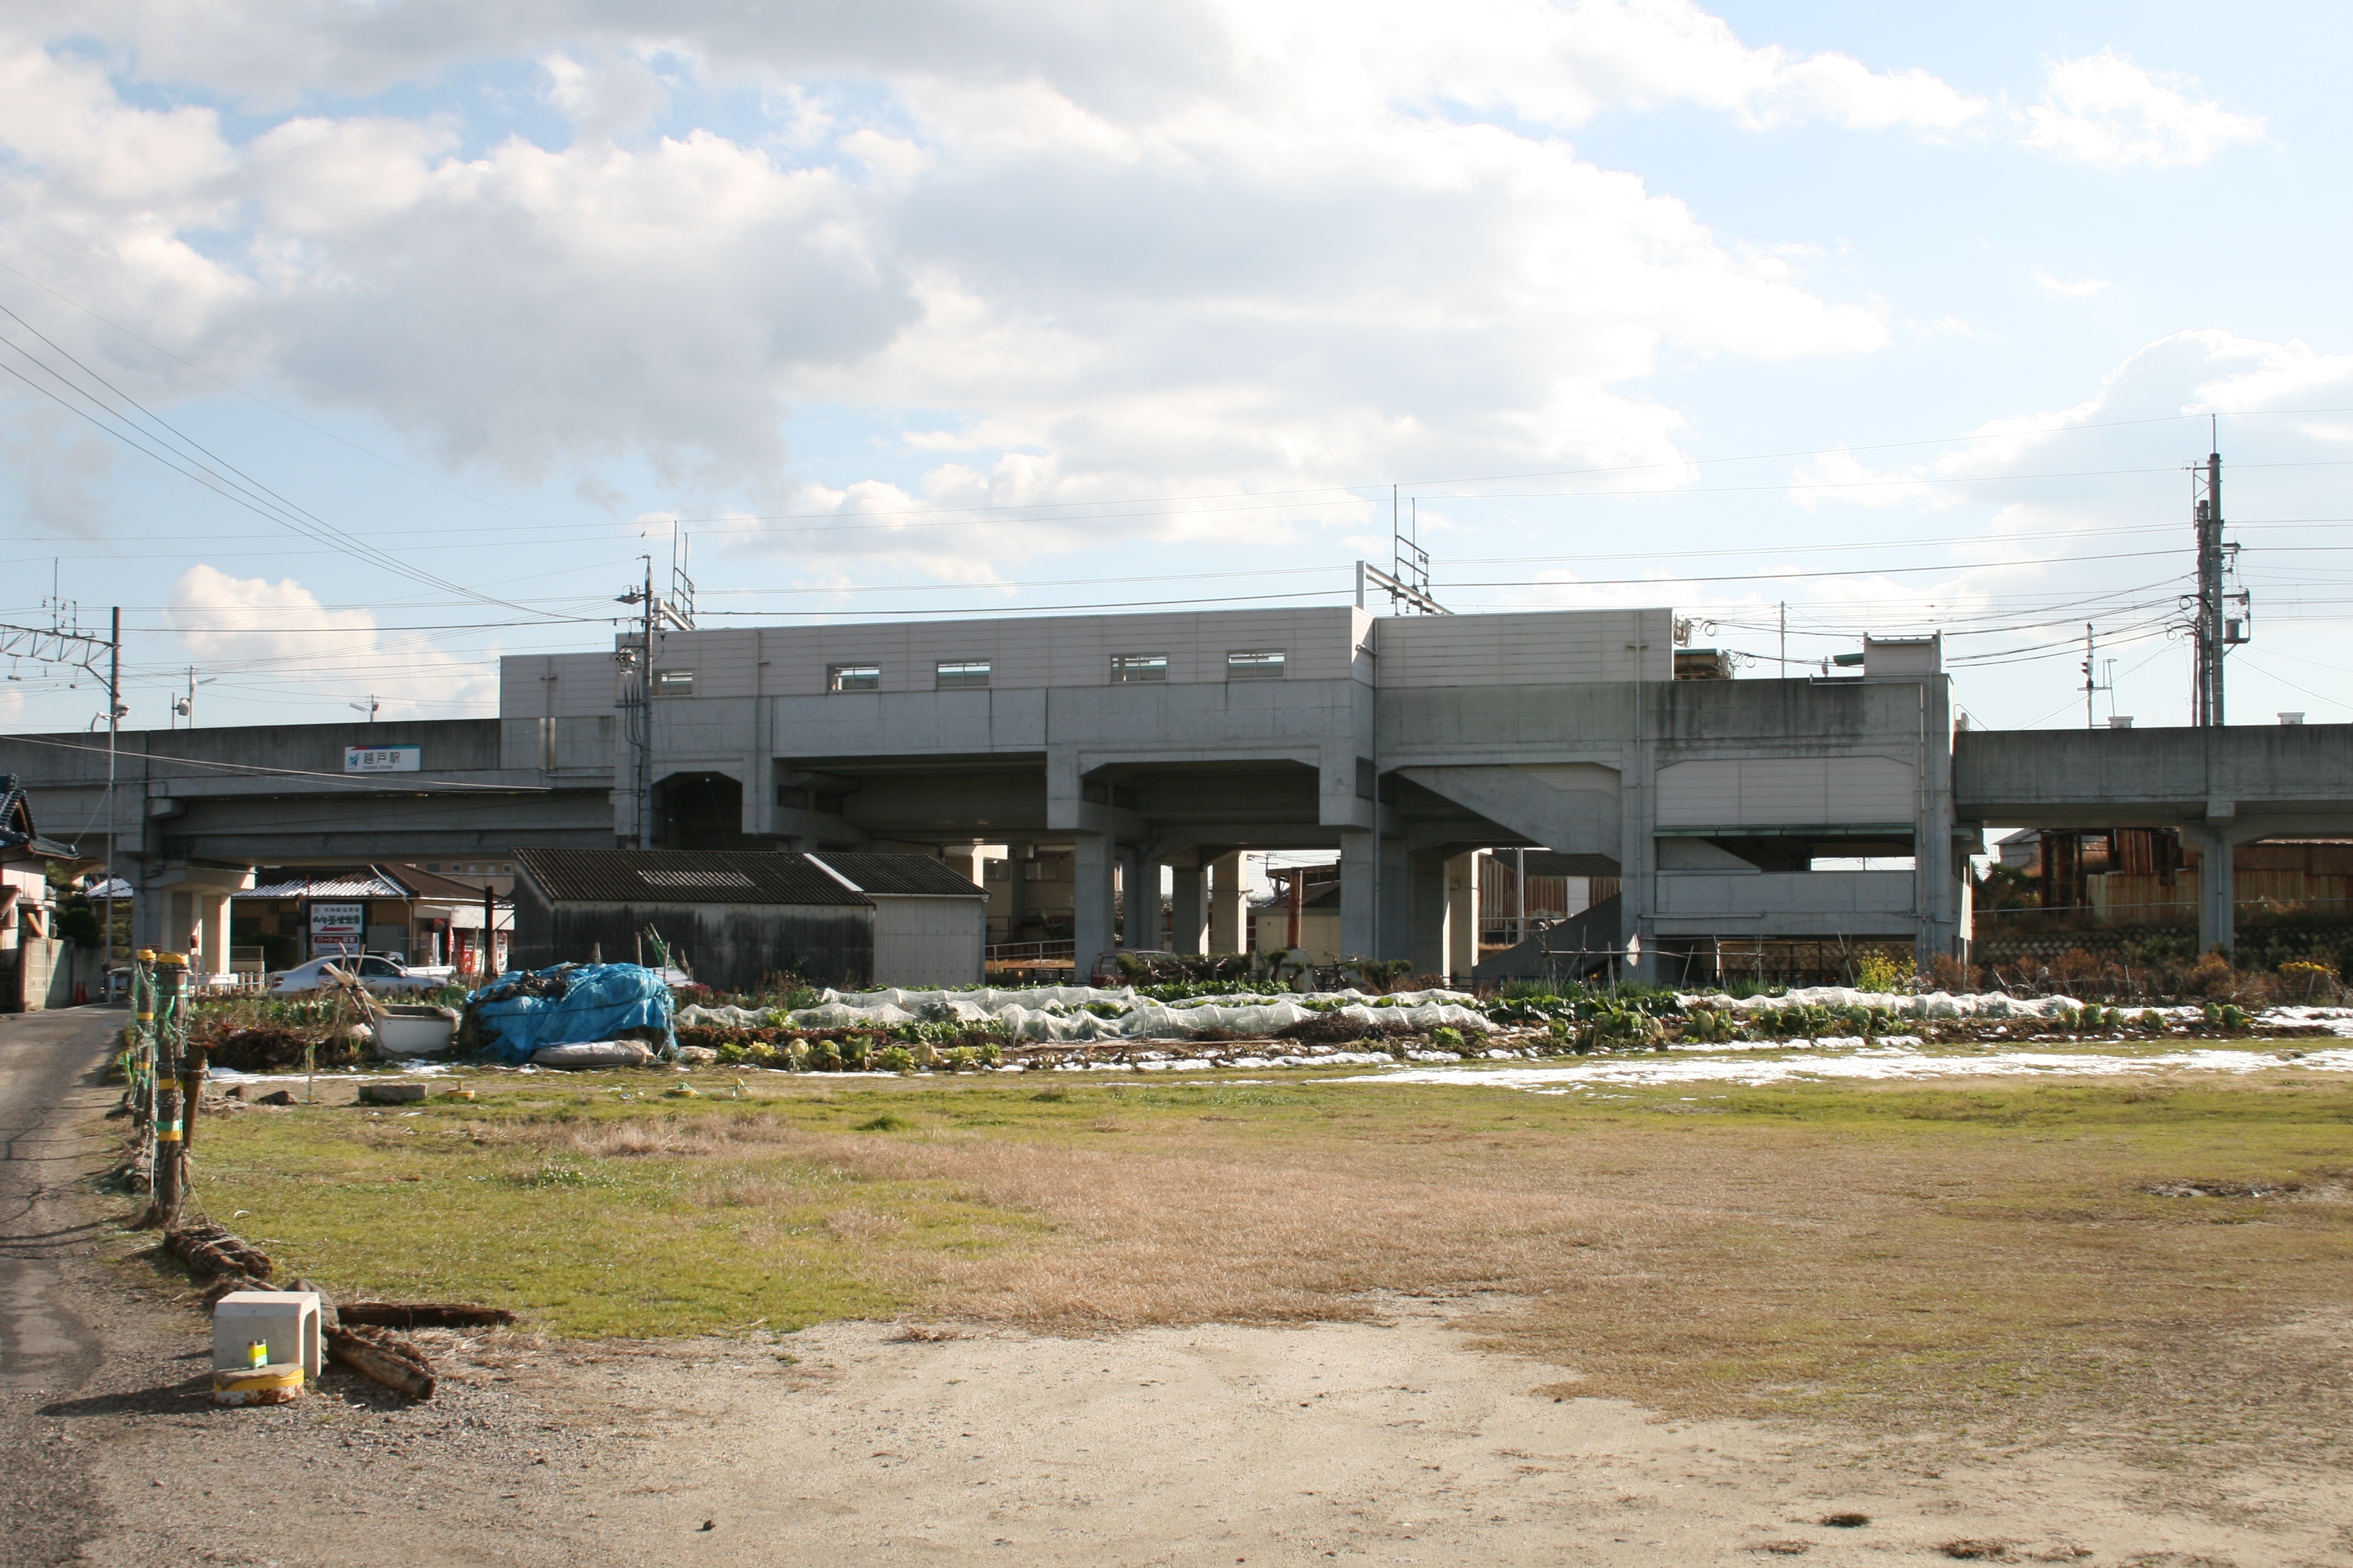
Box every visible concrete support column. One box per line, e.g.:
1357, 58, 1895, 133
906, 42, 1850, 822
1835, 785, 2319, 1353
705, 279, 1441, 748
1009, 841, 1030, 940
1169, 865, 1206, 956
1339, 830, 1377, 960
1073, 834, 1115, 971
1116, 844, 1150, 948
1208, 853, 1245, 954
1376, 834, 1412, 964
196, 892, 231, 977
133, 863, 164, 953
2185, 825, 2236, 956
1445, 852, 1480, 981
1407, 848, 1447, 979
940, 841, 984, 887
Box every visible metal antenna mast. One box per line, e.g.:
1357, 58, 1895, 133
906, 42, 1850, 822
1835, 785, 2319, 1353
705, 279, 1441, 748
1353, 485, 1450, 615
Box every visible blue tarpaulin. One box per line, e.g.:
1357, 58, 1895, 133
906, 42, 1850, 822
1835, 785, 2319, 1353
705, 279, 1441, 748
464, 963, 676, 1063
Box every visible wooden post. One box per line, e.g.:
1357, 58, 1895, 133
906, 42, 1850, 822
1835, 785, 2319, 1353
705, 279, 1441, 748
180, 1037, 207, 1169
152, 955, 188, 1225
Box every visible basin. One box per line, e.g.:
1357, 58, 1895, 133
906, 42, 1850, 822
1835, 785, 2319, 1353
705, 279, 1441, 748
371, 1004, 459, 1057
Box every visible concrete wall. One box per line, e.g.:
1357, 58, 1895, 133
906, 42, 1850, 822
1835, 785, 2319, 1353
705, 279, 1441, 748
1955, 722, 2353, 824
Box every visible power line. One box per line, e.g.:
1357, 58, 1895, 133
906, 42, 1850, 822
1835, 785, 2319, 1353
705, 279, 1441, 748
0, 305, 568, 623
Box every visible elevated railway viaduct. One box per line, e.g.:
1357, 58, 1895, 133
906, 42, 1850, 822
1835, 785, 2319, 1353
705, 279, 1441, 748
3, 605, 2345, 979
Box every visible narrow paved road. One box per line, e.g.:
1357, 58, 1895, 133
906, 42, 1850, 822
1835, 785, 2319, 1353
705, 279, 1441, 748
0, 1006, 127, 1568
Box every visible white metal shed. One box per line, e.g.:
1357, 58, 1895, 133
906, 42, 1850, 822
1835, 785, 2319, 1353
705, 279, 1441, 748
806, 852, 988, 987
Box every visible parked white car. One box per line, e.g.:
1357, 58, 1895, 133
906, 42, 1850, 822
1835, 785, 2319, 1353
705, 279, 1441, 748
267, 954, 442, 996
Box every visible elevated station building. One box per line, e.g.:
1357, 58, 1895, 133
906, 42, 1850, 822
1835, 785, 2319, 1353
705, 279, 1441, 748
502, 603, 1968, 981
10, 601, 2345, 987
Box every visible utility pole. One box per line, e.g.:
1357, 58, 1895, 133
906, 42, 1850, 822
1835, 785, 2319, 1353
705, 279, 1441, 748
1779, 601, 1787, 679
2081, 624, 2103, 729
615, 551, 695, 849
2189, 437, 2246, 727
0, 605, 124, 964
105, 607, 120, 972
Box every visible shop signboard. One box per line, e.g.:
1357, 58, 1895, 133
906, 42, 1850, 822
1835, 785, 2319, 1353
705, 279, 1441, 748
309, 902, 365, 947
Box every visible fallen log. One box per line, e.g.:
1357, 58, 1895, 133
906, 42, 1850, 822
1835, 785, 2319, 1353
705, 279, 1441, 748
337, 1301, 516, 1330
198, 1272, 274, 1308
166, 1220, 274, 1281
326, 1324, 436, 1400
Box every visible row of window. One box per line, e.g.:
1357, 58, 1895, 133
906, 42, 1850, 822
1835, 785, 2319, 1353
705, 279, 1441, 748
839, 649, 1286, 691
654, 649, 1291, 695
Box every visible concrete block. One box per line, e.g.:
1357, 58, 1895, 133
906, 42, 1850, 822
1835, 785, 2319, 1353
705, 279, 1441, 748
213, 1291, 322, 1378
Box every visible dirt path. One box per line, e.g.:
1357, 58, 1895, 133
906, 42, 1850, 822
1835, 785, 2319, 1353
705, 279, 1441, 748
6, 1008, 2349, 1566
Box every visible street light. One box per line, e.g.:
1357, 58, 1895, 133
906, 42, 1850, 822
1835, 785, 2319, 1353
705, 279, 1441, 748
173, 672, 217, 727
349, 696, 380, 722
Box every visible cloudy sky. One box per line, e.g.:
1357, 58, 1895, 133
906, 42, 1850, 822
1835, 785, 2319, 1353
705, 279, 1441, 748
0, 0, 2345, 734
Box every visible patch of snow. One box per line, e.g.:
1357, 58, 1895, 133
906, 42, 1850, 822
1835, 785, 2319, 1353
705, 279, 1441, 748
1335, 1045, 2353, 1091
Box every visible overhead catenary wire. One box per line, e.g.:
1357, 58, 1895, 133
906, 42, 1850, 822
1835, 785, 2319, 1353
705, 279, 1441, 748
0, 304, 569, 623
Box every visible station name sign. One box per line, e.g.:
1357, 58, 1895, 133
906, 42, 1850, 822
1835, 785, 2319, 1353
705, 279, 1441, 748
345, 744, 422, 774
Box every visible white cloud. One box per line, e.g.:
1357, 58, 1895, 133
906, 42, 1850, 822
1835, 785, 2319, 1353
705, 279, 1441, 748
0, 2, 1919, 548
162, 564, 487, 720
2033, 268, 2109, 299
2022, 50, 2265, 170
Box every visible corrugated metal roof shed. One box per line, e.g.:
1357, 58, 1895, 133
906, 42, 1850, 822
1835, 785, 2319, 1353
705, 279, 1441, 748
807, 851, 986, 898
514, 848, 869, 906
237, 864, 507, 901
241, 869, 410, 899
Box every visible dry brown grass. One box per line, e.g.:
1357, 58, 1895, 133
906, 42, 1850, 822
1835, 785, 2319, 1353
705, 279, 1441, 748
388, 1077, 2353, 1466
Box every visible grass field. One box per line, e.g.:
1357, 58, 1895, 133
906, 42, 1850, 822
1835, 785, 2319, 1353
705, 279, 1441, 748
177, 1062, 2353, 1465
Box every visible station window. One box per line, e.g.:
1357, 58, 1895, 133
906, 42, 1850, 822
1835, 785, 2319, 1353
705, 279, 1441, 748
935, 658, 991, 690
1111, 652, 1167, 684
827, 663, 881, 692
1226, 649, 1285, 680
652, 669, 695, 695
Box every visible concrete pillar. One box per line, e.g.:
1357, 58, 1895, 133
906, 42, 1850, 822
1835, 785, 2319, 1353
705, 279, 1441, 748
1408, 848, 1447, 979
940, 841, 984, 888
1116, 844, 1150, 948
2185, 825, 2236, 956
1073, 834, 1115, 971
1169, 864, 1206, 955
1000, 840, 1025, 940
201, 892, 234, 977
1445, 852, 1480, 981
1339, 830, 1377, 960
1208, 852, 1244, 954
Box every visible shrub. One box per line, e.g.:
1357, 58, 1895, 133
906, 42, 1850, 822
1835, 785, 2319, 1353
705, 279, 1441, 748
1853, 952, 1909, 994
2280, 959, 2340, 1002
